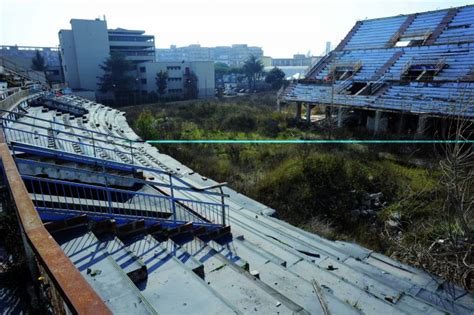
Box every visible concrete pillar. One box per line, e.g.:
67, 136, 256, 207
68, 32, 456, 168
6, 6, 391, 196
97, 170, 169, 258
325, 106, 332, 120
415, 114, 428, 138
337, 106, 344, 127
397, 113, 405, 134
306, 104, 313, 123
373, 110, 382, 135
440, 118, 448, 138
296, 102, 302, 120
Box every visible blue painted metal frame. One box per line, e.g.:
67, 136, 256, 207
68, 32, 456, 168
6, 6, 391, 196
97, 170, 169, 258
0, 108, 130, 143
10, 141, 229, 198
37, 208, 221, 230
23, 174, 226, 227
14, 158, 198, 195
1, 117, 133, 153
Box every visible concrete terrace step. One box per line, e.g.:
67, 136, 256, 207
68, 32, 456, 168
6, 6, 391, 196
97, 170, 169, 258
125, 234, 238, 315
179, 237, 306, 314
59, 231, 156, 314
251, 256, 359, 314
160, 238, 205, 279
240, 208, 372, 260
289, 258, 445, 315
101, 235, 148, 284
232, 209, 350, 261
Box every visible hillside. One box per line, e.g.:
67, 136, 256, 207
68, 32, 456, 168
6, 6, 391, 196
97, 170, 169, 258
123, 94, 473, 292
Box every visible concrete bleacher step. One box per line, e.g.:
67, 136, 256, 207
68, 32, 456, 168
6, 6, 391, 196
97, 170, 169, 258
230, 210, 345, 262
230, 245, 359, 315
289, 257, 447, 315
101, 235, 148, 285
58, 231, 157, 314
179, 237, 307, 314
125, 234, 239, 314
160, 238, 205, 279
239, 209, 371, 259
231, 236, 287, 267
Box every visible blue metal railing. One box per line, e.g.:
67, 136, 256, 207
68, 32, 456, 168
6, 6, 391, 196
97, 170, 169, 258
15, 158, 226, 198
0, 108, 130, 143
2, 124, 136, 164
1, 100, 230, 227
22, 174, 228, 228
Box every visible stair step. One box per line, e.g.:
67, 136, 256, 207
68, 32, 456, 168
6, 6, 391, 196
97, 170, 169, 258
102, 235, 148, 284
59, 231, 156, 314
180, 237, 304, 314
125, 234, 238, 314
289, 258, 445, 315
160, 238, 205, 279
207, 239, 249, 270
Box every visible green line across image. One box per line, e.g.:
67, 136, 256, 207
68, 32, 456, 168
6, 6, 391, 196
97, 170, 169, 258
146, 140, 474, 144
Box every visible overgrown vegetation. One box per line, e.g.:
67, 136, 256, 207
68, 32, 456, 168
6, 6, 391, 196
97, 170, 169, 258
126, 94, 473, 291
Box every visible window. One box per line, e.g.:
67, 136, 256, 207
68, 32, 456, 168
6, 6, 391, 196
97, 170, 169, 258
140, 67, 146, 73
141, 78, 147, 85
166, 66, 181, 70
167, 77, 182, 82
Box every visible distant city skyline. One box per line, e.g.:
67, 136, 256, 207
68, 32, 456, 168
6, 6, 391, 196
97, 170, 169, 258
1, 0, 473, 57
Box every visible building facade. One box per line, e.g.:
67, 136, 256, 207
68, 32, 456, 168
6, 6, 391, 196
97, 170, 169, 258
58, 18, 155, 94
271, 54, 319, 67
138, 61, 215, 99
156, 44, 263, 66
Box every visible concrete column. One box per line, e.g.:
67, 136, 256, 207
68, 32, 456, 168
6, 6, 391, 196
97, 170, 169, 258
337, 106, 344, 127
306, 104, 313, 123
373, 110, 382, 135
325, 106, 332, 120
296, 102, 302, 120
397, 113, 405, 134
415, 114, 428, 138
440, 118, 448, 138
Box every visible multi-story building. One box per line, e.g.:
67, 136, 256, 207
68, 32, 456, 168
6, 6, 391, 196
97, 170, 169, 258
156, 44, 263, 66
138, 61, 215, 99
271, 54, 319, 67
58, 18, 155, 95
108, 28, 155, 63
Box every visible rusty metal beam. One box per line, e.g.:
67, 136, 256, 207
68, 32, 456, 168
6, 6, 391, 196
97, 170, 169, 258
0, 143, 111, 315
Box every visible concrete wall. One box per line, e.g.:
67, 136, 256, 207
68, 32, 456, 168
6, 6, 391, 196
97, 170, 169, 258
70, 19, 110, 91
59, 29, 81, 89
189, 61, 215, 98
59, 20, 110, 91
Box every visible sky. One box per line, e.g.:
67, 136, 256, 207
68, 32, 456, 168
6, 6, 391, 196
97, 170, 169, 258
1, 0, 473, 57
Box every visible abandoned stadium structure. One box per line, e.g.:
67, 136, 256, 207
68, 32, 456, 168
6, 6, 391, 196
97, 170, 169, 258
1, 9, 474, 315
279, 5, 474, 135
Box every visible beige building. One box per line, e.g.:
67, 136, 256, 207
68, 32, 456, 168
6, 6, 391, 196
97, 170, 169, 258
138, 61, 215, 99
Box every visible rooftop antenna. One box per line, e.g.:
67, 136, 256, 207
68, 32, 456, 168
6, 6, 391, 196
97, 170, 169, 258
103, 14, 107, 21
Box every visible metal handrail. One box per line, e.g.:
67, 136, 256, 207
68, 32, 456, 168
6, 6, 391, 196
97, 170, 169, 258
22, 174, 228, 226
